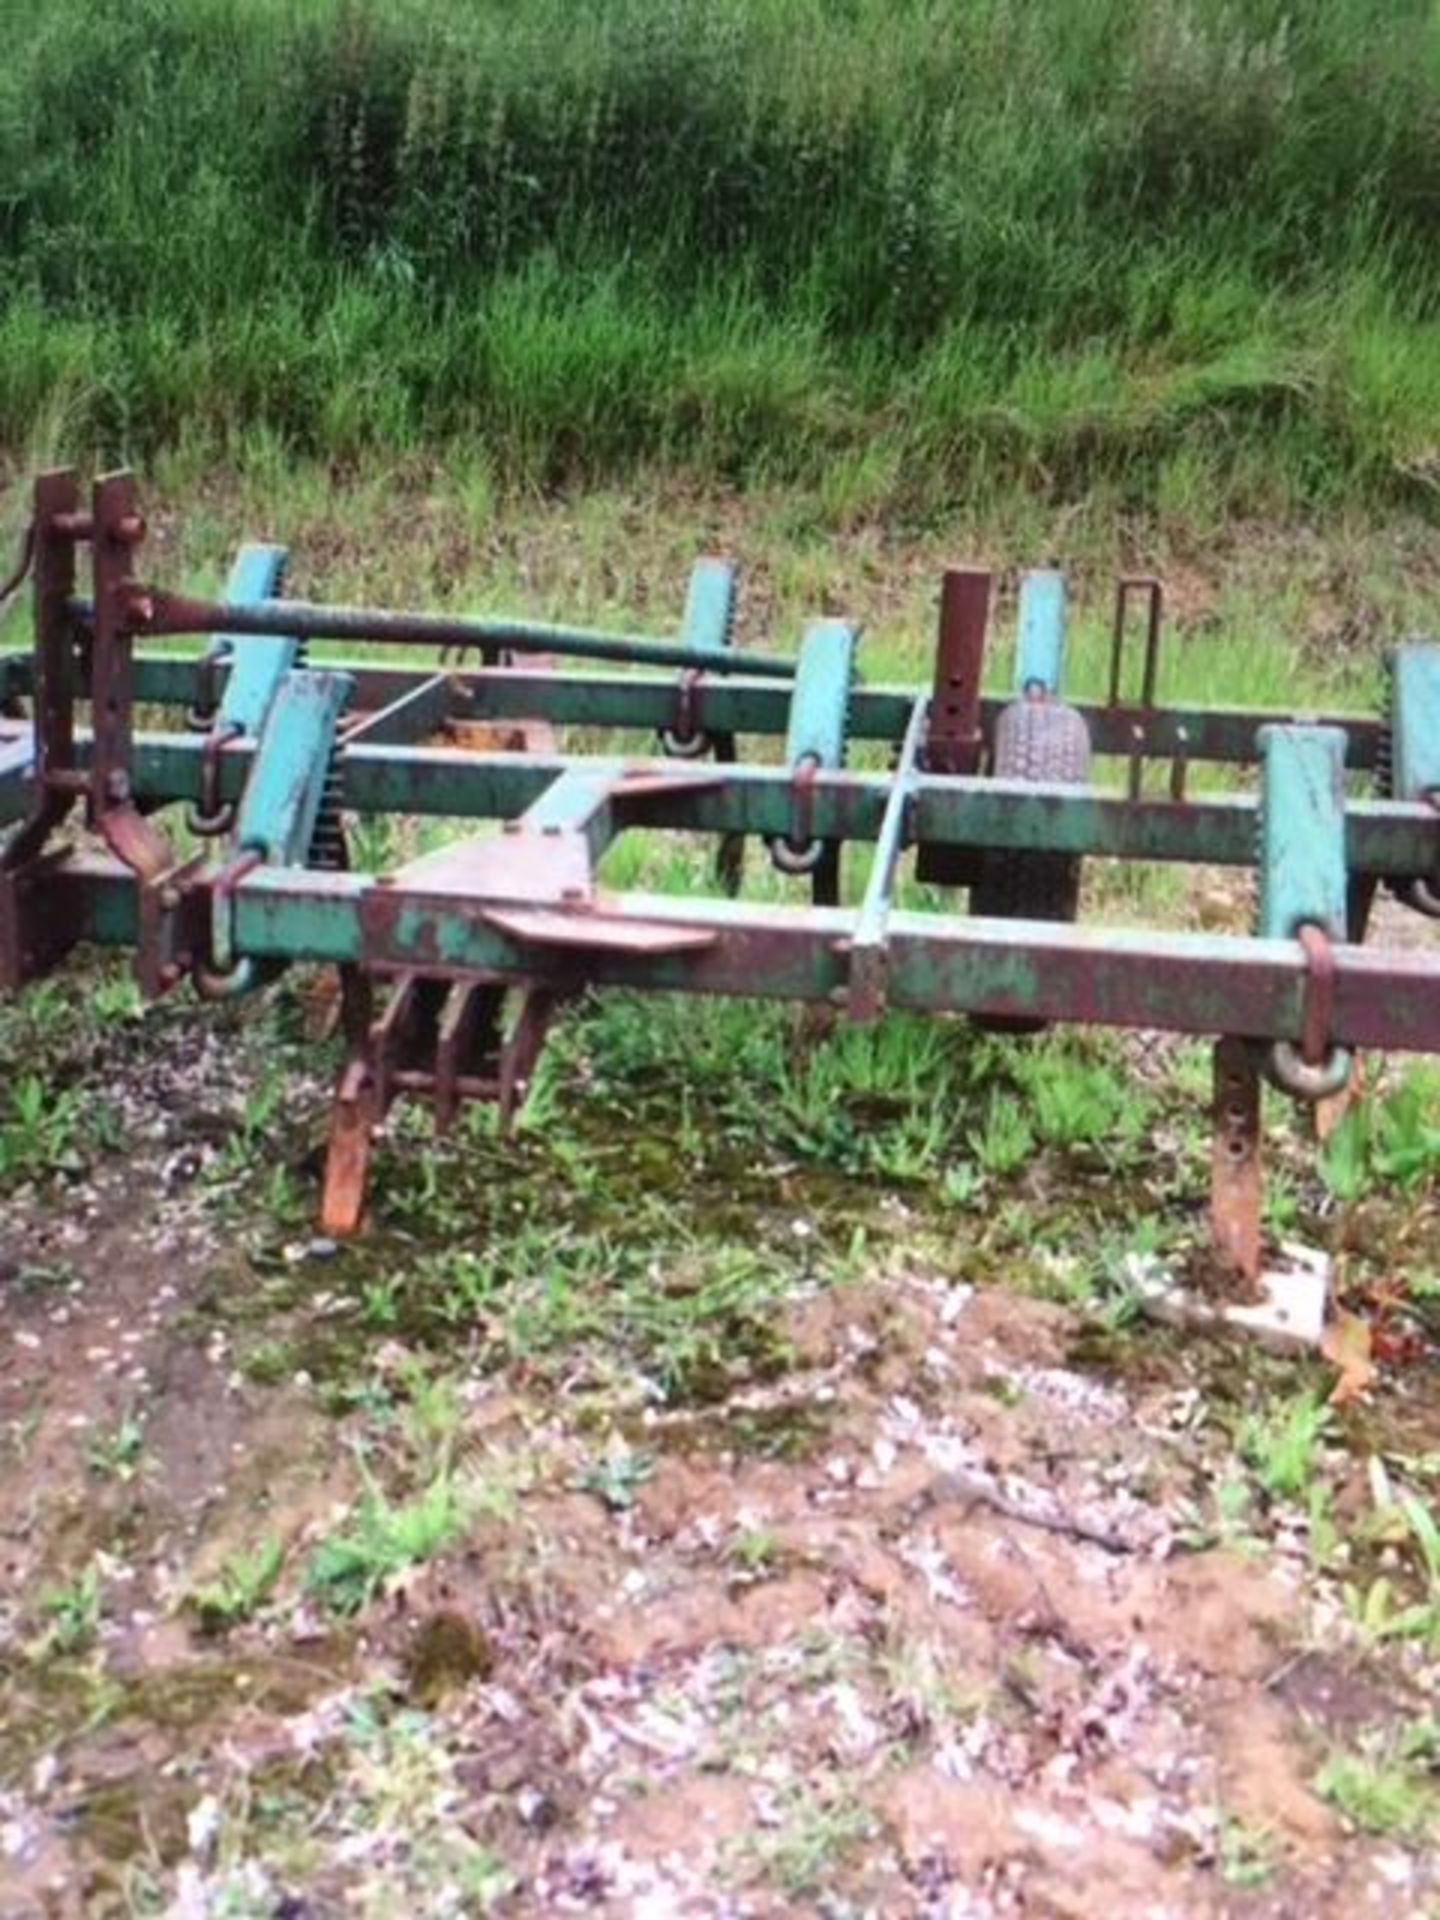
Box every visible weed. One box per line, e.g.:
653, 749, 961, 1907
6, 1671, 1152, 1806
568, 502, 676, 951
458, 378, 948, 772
735, 1783, 877, 1898
578, 1444, 655, 1513
974, 1093, 1035, 1178
1315, 1745, 1435, 1840
307, 1474, 469, 1615
729, 1529, 781, 1577
1011, 1041, 1143, 1150
86, 1416, 145, 1484
1237, 1393, 1332, 1502
36, 1564, 101, 1657
4, 3, 1440, 513
1217, 1814, 1277, 1890
0, 1074, 83, 1184
188, 1538, 285, 1634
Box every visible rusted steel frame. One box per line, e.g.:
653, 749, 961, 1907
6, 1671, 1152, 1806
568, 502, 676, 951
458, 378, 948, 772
923, 570, 988, 774
108, 653, 1389, 772
89, 475, 174, 885
849, 696, 928, 1019
1297, 923, 1336, 1067
1110, 576, 1164, 708
42, 851, 1440, 1050
918, 569, 989, 886
1211, 1036, 1263, 1288
433, 979, 505, 1131
0, 475, 86, 986
97, 590, 800, 682
2, 473, 81, 869
87, 474, 145, 820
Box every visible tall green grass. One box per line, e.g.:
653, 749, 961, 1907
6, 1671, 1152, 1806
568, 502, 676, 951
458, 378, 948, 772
2, 0, 1440, 513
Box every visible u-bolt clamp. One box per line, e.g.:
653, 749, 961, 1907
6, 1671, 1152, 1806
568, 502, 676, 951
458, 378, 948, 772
186, 720, 243, 837
1404, 790, 1440, 919
192, 847, 263, 1000
659, 669, 712, 760
769, 755, 825, 875
1268, 922, 1352, 1101
186, 639, 234, 732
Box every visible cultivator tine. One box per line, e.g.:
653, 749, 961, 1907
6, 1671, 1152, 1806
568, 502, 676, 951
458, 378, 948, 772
433, 979, 506, 1133
321, 1056, 381, 1239
499, 987, 564, 1132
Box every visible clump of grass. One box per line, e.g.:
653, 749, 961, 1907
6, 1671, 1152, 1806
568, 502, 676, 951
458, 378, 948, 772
1315, 1742, 1436, 1841
307, 1474, 469, 1615
189, 1537, 285, 1635
1237, 1393, 1332, 1502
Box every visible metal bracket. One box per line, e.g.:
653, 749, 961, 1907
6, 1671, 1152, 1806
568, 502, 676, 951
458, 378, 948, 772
917, 567, 989, 887
660, 558, 736, 758
1255, 723, 1351, 1100
769, 620, 857, 892
1387, 642, 1440, 914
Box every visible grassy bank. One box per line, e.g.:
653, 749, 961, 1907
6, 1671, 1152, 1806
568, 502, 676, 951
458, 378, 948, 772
2, 0, 1440, 516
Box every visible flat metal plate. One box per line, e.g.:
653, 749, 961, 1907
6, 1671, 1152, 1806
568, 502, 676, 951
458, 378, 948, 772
391, 831, 593, 906
481, 906, 717, 954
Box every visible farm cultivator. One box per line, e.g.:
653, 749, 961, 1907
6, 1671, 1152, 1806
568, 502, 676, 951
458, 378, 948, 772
3, 471, 1440, 1305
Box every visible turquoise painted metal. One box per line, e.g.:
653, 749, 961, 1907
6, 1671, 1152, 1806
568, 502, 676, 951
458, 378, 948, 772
4, 468, 1440, 1274
214, 543, 293, 737
1014, 570, 1067, 695
1256, 725, 1349, 941
680, 558, 736, 655
783, 621, 857, 772
1390, 643, 1440, 802
234, 668, 352, 864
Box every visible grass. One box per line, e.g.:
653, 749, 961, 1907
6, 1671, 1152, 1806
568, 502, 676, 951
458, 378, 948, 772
306, 1472, 471, 1614
36, 1564, 102, 1658
188, 1538, 286, 1635
3, 1, 1440, 517
1315, 1741, 1437, 1841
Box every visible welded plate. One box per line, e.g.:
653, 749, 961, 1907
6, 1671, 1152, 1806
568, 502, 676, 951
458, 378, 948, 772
391, 831, 593, 905
481, 906, 717, 954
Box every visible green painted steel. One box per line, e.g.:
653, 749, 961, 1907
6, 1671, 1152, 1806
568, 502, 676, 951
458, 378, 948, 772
1015, 571, 1066, 695
783, 621, 857, 771
1390, 643, 1440, 802
1256, 725, 1349, 938
35, 848, 1440, 1052
680, 559, 736, 655
234, 669, 353, 864
102, 651, 1390, 772
125, 594, 798, 680
50, 730, 1435, 877
214, 544, 294, 738
518, 768, 618, 861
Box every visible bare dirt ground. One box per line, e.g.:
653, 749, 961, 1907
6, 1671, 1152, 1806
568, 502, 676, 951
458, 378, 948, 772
1, 972, 1439, 1920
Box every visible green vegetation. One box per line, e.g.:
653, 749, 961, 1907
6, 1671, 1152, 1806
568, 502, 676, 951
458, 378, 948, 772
35, 1563, 102, 1657
188, 1537, 286, 1634
1315, 1734, 1438, 1840
3, 0, 1440, 515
